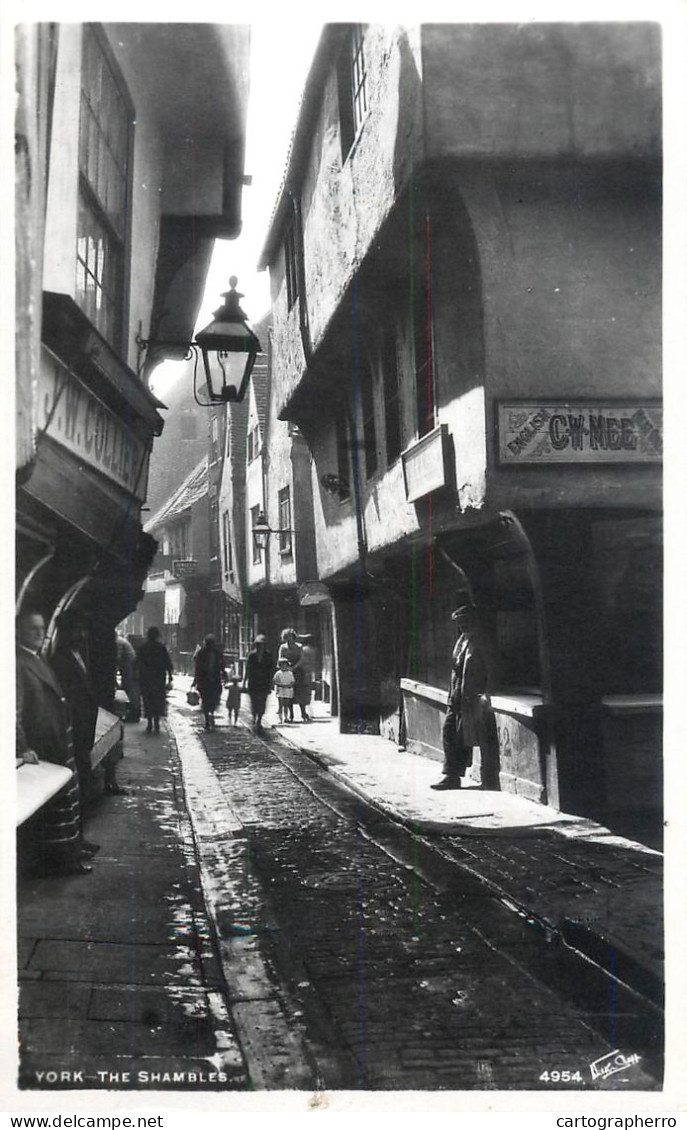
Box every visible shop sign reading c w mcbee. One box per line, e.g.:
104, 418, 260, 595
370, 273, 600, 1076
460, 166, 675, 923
497, 401, 662, 465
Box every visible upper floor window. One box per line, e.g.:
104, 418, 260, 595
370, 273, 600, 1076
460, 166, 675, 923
209, 500, 219, 552
285, 220, 299, 311
77, 25, 132, 351
171, 518, 190, 559
360, 365, 378, 479
247, 425, 260, 463
338, 24, 368, 161
335, 412, 351, 501
210, 414, 220, 455
414, 279, 437, 439
278, 487, 292, 556
381, 323, 403, 465
222, 509, 233, 579
251, 504, 262, 564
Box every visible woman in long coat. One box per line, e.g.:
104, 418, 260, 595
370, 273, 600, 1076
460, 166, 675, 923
135, 626, 173, 733
16, 609, 90, 876
243, 634, 273, 733
193, 634, 227, 731
278, 628, 310, 721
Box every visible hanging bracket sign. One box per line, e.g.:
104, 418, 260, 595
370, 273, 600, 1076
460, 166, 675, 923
496, 401, 662, 465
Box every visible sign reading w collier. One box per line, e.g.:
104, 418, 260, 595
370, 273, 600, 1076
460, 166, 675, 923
39, 348, 148, 499
497, 401, 662, 465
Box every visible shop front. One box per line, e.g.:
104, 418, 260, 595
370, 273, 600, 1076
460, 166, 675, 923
16, 323, 164, 716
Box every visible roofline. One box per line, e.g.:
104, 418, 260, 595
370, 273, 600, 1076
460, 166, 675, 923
144, 454, 208, 532
257, 24, 350, 271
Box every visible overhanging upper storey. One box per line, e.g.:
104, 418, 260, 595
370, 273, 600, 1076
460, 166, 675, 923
107, 23, 252, 366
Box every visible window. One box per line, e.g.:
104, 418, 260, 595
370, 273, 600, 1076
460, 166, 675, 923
251, 505, 261, 564
360, 366, 378, 479
278, 487, 292, 555
335, 412, 351, 500
382, 323, 402, 464
76, 25, 131, 350
209, 500, 219, 552
414, 280, 436, 438
171, 519, 190, 559
211, 414, 219, 452
222, 510, 233, 578
338, 25, 368, 161
247, 426, 260, 463
285, 220, 299, 311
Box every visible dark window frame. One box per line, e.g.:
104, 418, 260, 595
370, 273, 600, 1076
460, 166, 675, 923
414, 282, 437, 439
382, 322, 403, 465
285, 221, 299, 311
278, 486, 293, 556
335, 412, 351, 501
251, 504, 261, 565
360, 363, 378, 479
222, 509, 233, 579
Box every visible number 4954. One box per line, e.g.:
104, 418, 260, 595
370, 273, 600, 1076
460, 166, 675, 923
540, 1070, 582, 1083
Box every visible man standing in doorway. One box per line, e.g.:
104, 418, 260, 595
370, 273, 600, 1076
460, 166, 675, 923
431, 600, 489, 791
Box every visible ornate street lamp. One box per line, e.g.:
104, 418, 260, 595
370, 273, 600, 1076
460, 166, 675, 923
252, 510, 296, 556
136, 277, 261, 406
194, 278, 261, 405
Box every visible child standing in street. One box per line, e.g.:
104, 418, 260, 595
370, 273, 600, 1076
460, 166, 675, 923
273, 658, 295, 723
226, 676, 242, 726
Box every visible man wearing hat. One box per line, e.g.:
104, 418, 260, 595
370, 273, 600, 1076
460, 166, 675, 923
431, 598, 489, 791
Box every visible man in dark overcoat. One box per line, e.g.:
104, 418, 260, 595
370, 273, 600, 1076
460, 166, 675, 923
16, 609, 92, 875
431, 601, 489, 791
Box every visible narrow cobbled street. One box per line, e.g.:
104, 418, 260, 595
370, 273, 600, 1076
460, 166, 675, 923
167, 689, 663, 1092
17, 683, 663, 1094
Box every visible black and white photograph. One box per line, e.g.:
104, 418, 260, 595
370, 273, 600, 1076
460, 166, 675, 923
7, 1, 685, 1114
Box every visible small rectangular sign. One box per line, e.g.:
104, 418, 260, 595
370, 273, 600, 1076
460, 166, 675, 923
497, 401, 662, 464
402, 424, 449, 502
172, 559, 198, 578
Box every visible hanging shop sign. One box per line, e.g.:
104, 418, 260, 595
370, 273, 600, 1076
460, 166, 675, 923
172, 559, 198, 578
497, 401, 662, 465
402, 424, 450, 502
39, 347, 148, 498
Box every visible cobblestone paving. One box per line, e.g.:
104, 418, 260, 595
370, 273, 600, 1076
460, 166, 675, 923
183, 711, 662, 1093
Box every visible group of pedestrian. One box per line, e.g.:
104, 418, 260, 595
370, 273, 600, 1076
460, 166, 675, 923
240, 628, 314, 732
16, 608, 182, 879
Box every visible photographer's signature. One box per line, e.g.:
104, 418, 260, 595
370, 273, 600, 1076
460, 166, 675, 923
590, 1050, 642, 1082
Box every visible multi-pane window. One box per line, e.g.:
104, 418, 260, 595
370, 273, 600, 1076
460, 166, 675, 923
222, 510, 233, 578
351, 25, 368, 136
251, 505, 261, 564
338, 24, 368, 160
171, 519, 190, 559
360, 367, 378, 479
278, 487, 292, 555
382, 324, 402, 464
285, 221, 299, 311
77, 25, 131, 349
336, 412, 351, 500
